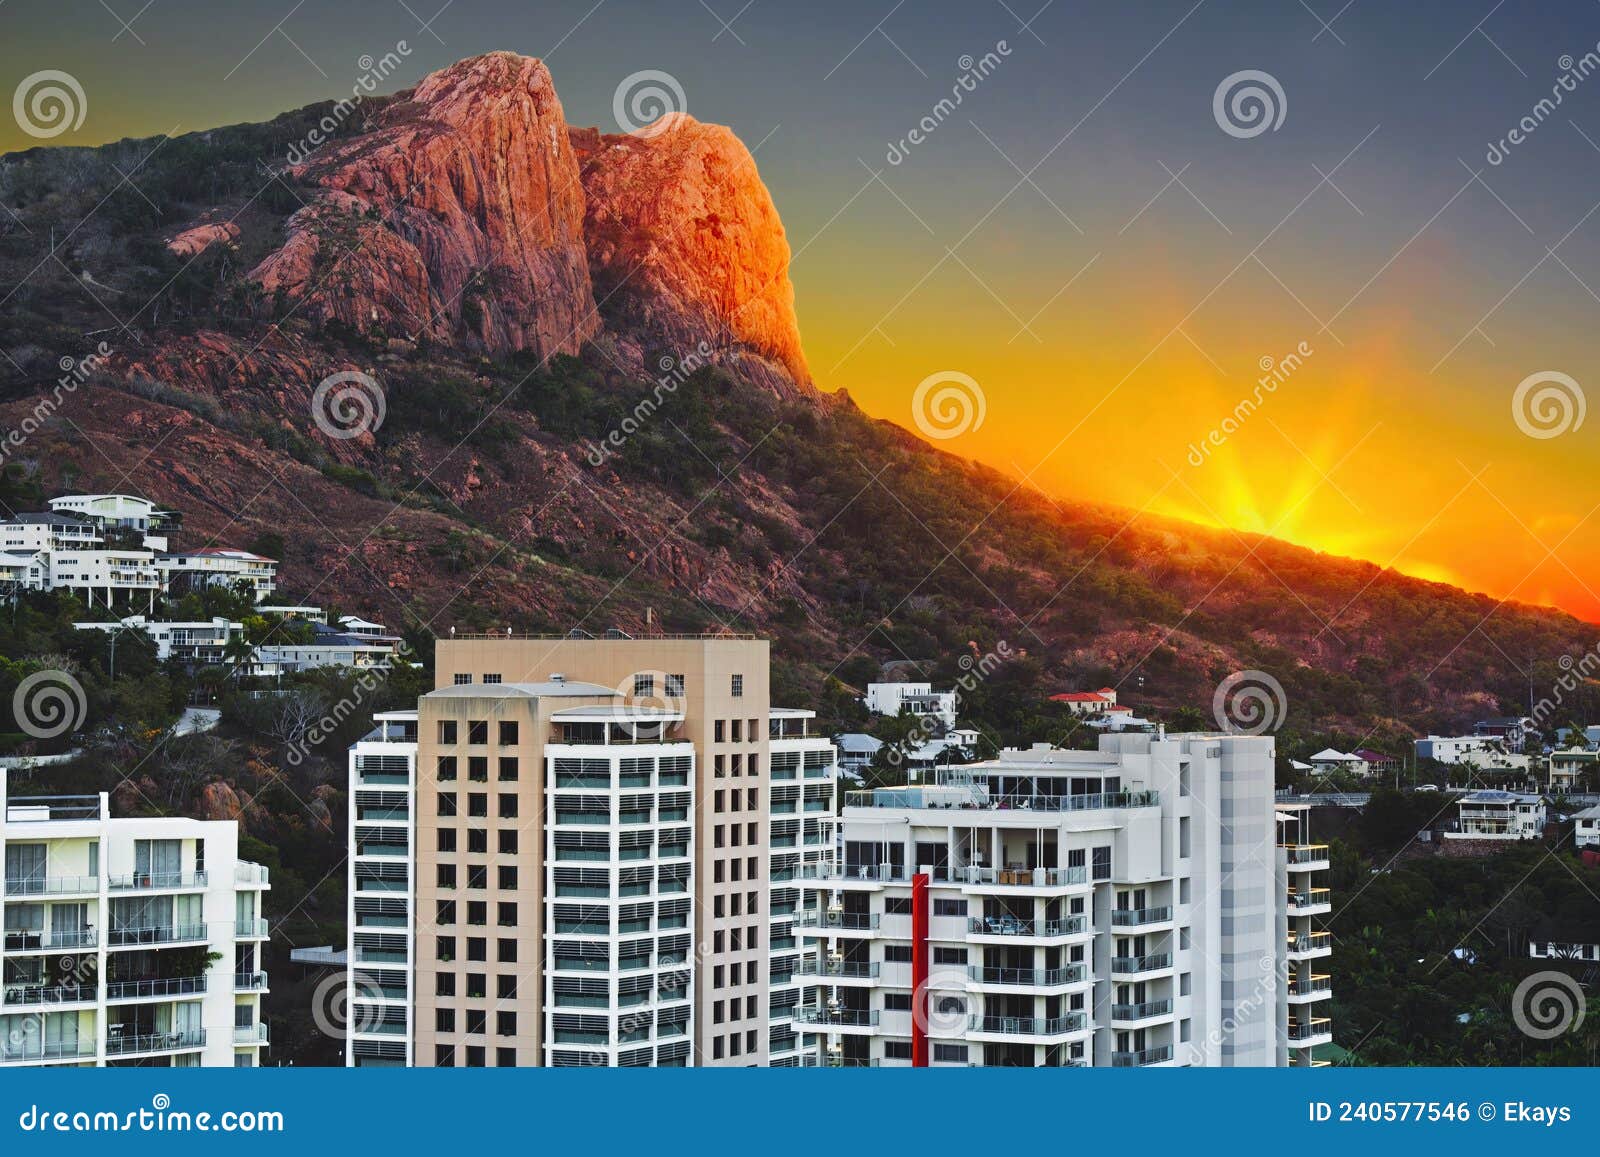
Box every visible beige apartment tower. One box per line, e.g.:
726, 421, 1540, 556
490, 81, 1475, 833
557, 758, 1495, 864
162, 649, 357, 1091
406, 634, 783, 1067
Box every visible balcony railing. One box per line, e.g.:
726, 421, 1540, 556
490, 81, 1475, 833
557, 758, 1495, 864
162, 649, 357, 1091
1288, 931, 1333, 953
1110, 952, 1172, 974
1111, 905, 1173, 927
106, 1029, 207, 1056
845, 788, 1158, 812
1111, 1044, 1173, 1067
234, 971, 269, 991
793, 1006, 879, 1027
235, 863, 271, 886
3, 928, 97, 952
1284, 844, 1329, 865
968, 915, 1086, 938
795, 911, 880, 932
1111, 999, 1173, 1020
947, 866, 1087, 888
234, 1024, 270, 1045
106, 976, 207, 1000
1288, 975, 1333, 997
2, 983, 96, 1006
1288, 1018, 1333, 1042
1287, 889, 1332, 909
0, 1040, 98, 1064
107, 923, 209, 947
3, 875, 97, 897
236, 918, 269, 938
800, 863, 908, 884
799, 958, 880, 979
969, 1013, 1086, 1036
109, 871, 208, 892
968, 964, 1087, 987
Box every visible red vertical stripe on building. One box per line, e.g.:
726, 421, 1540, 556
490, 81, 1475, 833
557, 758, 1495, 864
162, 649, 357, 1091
911, 871, 929, 1067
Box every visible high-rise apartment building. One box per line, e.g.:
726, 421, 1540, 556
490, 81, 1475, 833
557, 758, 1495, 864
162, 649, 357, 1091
347, 635, 836, 1067
0, 769, 270, 1068
798, 732, 1331, 1067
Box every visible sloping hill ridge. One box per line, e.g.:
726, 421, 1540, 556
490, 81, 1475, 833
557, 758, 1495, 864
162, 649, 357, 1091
0, 52, 1591, 736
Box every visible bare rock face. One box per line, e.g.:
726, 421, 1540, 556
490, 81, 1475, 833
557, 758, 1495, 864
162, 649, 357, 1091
166, 220, 239, 258
572, 115, 810, 389
198, 780, 243, 821
251, 52, 599, 359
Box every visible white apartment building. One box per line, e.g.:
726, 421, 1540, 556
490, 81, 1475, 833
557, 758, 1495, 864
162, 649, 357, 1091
48, 494, 174, 546
1575, 804, 1600, 850
348, 710, 418, 1066
864, 682, 958, 732
1446, 790, 1547, 840
767, 709, 838, 1065
74, 615, 245, 666
157, 547, 277, 601
0, 768, 270, 1068
797, 733, 1333, 1068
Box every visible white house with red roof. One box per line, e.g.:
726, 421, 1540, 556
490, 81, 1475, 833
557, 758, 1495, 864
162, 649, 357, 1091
1049, 687, 1120, 717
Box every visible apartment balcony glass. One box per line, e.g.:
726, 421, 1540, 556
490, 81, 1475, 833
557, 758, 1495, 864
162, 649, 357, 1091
1111, 906, 1173, 927
1110, 999, 1173, 1022
105, 976, 207, 1000
1287, 931, 1333, 956
236, 918, 269, 938
235, 862, 271, 886
234, 1024, 269, 1045
1287, 975, 1333, 999
1, 1038, 97, 1064
1, 982, 96, 1006
1110, 952, 1172, 975
968, 915, 1087, 939
796, 911, 880, 932
792, 1005, 879, 1028
1288, 1018, 1333, 1043
3, 928, 96, 952
1111, 1044, 1174, 1066
4, 875, 97, 898
107, 922, 208, 948
968, 1013, 1087, 1037
948, 865, 1087, 888
1287, 888, 1332, 911
106, 1029, 206, 1056
1284, 844, 1330, 867
968, 963, 1088, 988
801, 862, 907, 884
799, 958, 880, 980
108, 871, 208, 892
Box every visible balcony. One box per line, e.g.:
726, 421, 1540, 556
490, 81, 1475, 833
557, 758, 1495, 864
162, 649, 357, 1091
3, 875, 98, 898
3, 928, 97, 953
234, 971, 269, 992
1288, 1018, 1333, 1047
1287, 974, 1333, 1001
1287, 931, 1333, 959
236, 918, 269, 939
105, 1029, 207, 1057
792, 1005, 879, 1032
1110, 952, 1173, 976
967, 915, 1087, 941
1110, 998, 1174, 1024
795, 911, 881, 936
800, 862, 907, 886
234, 1024, 270, 1046
235, 862, 271, 887
1284, 844, 1330, 870
952, 866, 1088, 890
107, 922, 209, 948
109, 870, 208, 892
798, 958, 880, 981
968, 1013, 1087, 1039
106, 976, 207, 1001
0, 1040, 98, 1065
1287, 888, 1332, 914
967, 964, 1088, 989
2, 982, 96, 1006
1111, 905, 1173, 928
1111, 1044, 1174, 1067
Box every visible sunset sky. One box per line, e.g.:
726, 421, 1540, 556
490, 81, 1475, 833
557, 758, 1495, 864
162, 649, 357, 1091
6, 0, 1600, 620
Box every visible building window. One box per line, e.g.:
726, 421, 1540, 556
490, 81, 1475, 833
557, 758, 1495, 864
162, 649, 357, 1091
498, 757, 519, 781
1092, 845, 1111, 881
884, 1040, 913, 1059
497, 976, 517, 999
437, 829, 457, 853
483, 674, 502, 685
465, 1010, 487, 1036
468, 720, 488, 745
714, 720, 725, 742
468, 757, 488, 781
499, 830, 518, 854
468, 793, 488, 818
497, 1011, 516, 1036
666, 674, 685, 696
437, 792, 457, 818
436, 973, 455, 997
435, 1045, 455, 1067
634, 674, 655, 696
437, 865, 456, 889
436, 1009, 455, 1032
731, 675, 743, 697
499, 794, 518, 819
498, 865, 518, 889
436, 756, 457, 781
436, 900, 456, 924
466, 974, 486, 998
497, 1048, 516, 1067
933, 1043, 968, 1063
498, 938, 517, 963
498, 902, 517, 927
467, 901, 487, 926
439, 720, 458, 744
453, 674, 471, 686
467, 829, 487, 855
436, 936, 455, 962
933, 946, 967, 964
731, 719, 743, 742
932, 899, 967, 917
498, 721, 518, 745
884, 944, 912, 963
